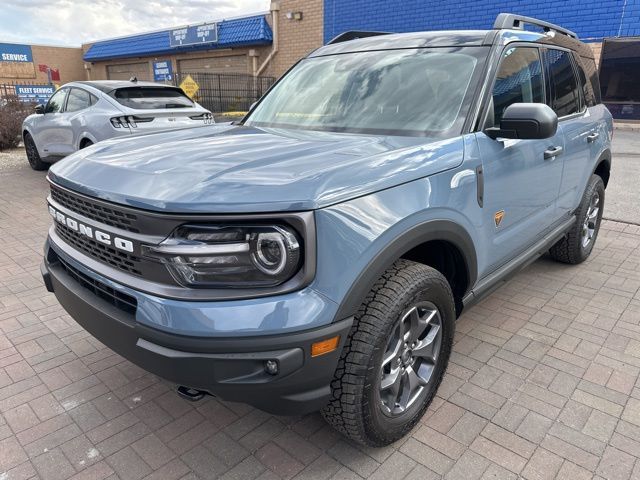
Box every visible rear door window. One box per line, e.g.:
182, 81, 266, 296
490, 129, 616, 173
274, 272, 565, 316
545, 49, 581, 117
110, 87, 194, 109
65, 88, 93, 113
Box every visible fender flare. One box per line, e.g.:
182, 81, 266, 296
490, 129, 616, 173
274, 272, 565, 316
593, 148, 611, 185
333, 219, 478, 320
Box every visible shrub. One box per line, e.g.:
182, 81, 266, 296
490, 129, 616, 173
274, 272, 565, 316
0, 95, 36, 151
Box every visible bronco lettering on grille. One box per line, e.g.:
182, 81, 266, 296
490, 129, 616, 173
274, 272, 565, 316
48, 205, 134, 253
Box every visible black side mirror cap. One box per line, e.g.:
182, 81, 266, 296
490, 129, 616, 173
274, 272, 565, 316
35, 104, 45, 114
485, 103, 558, 140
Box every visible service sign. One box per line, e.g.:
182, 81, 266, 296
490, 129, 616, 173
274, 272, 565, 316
153, 60, 173, 81
0, 43, 35, 78
15, 85, 55, 104
0, 43, 33, 62
170, 23, 218, 47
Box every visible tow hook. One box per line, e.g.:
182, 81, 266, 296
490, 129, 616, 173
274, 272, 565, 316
176, 385, 209, 402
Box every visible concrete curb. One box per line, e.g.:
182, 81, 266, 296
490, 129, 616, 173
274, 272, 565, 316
614, 122, 640, 131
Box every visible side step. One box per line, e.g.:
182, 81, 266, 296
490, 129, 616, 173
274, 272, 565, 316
177, 385, 209, 402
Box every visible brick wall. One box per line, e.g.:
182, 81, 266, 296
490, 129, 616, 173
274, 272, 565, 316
271, 0, 324, 78
0, 45, 84, 85
83, 45, 273, 81
324, 0, 640, 44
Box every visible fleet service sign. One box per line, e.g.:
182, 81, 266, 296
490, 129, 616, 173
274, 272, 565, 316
15, 85, 55, 104
170, 23, 218, 47
0, 43, 35, 79
153, 60, 173, 81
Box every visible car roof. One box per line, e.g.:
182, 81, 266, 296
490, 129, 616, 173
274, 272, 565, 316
71, 80, 181, 94
310, 30, 495, 57
309, 27, 593, 60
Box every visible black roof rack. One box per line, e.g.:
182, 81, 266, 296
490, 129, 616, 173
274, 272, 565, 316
493, 13, 577, 39
327, 30, 391, 45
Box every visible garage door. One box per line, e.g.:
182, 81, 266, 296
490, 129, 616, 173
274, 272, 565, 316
106, 62, 150, 81
178, 55, 248, 74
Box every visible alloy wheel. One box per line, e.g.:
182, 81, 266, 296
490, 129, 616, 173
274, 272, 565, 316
379, 301, 443, 417
581, 191, 600, 248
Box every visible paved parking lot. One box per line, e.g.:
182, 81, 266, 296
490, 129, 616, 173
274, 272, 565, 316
1, 151, 639, 480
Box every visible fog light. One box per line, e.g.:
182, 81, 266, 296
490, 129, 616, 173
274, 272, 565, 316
265, 360, 279, 375
311, 336, 340, 357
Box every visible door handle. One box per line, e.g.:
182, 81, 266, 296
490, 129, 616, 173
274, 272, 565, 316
544, 146, 563, 159
586, 132, 600, 143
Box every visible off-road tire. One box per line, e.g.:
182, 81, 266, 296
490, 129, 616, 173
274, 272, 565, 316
549, 174, 605, 265
24, 133, 48, 171
321, 259, 455, 446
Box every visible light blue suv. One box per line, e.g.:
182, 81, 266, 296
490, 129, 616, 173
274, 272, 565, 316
41, 14, 612, 446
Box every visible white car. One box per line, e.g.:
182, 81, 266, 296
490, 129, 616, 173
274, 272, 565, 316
22, 80, 213, 170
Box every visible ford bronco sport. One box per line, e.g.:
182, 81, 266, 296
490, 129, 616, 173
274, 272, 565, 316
41, 14, 612, 446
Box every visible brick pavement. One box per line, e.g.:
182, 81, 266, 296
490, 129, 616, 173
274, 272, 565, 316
1, 158, 639, 480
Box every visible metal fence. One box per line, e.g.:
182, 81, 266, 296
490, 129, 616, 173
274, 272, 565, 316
0, 83, 24, 98
173, 72, 275, 113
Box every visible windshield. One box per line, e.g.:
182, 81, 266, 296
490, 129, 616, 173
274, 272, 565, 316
110, 87, 194, 110
246, 47, 487, 136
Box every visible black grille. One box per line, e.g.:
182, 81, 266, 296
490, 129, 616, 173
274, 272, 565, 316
58, 257, 137, 315
55, 222, 143, 276
51, 185, 140, 233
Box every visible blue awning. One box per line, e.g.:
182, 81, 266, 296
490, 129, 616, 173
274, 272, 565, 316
84, 15, 272, 62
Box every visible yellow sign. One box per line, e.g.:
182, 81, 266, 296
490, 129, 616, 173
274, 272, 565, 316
179, 75, 199, 99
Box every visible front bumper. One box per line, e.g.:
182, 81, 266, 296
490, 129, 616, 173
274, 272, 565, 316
42, 244, 353, 415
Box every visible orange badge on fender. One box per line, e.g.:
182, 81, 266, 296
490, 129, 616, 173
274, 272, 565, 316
494, 210, 505, 228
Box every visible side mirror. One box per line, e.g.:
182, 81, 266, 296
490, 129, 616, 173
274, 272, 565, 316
485, 103, 557, 140
35, 104, 45, 114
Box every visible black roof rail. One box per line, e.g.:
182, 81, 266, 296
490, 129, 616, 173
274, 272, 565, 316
493, 13, 578, 39
327, 30, 391, 45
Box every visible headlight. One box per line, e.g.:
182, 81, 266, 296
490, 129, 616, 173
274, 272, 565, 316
143, 225, 302, 288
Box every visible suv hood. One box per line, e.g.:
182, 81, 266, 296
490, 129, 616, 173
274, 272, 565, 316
49, 124, 464, 213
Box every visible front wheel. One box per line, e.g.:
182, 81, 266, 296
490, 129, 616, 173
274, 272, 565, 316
24, 133, 48, 171
549, 174, 605, 264
321, 259, 455, 446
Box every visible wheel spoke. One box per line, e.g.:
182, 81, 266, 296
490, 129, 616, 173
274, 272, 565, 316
382, 338, 401, 368
408, 307, 436, 344
402, 307, 419, 343
381, 366, 402, 402
412, 324, 441, 362
404, 366, 426, 394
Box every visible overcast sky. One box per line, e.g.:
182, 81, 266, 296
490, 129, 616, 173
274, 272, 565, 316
1, 0, 271, 46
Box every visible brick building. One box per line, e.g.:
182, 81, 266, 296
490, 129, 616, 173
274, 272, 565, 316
2, 0, 639, 116
0, 43, 84, 85
78, 0, 640, 118
80, 2, 323, 81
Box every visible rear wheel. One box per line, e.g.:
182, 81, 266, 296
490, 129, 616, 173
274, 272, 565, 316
549, 174, 605, 264
321, 259, 455, 446
24, 133, 48, 171
80, 139, 93, 149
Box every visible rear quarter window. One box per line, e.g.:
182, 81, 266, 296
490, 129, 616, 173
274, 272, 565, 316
110, 87, 194, 110
573, 55, 596, 108
581, 56, 602, 104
